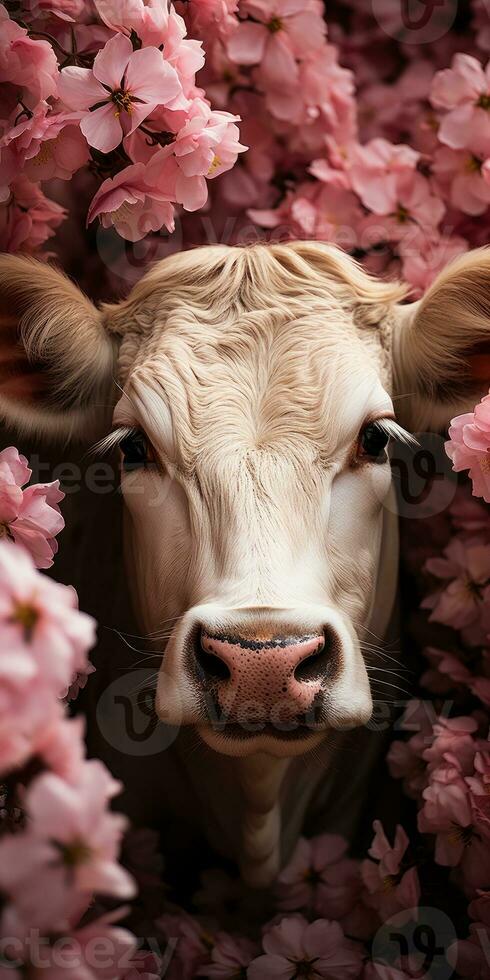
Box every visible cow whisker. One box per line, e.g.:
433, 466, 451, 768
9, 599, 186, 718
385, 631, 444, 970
361, 647, 406, 670
368, 677, 413, 694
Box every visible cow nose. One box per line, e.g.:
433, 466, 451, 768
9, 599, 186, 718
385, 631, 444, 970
194, 625, 334, 722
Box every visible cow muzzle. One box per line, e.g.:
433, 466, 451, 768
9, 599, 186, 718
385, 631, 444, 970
192, 616, 340, 735
155, 604, 373, 757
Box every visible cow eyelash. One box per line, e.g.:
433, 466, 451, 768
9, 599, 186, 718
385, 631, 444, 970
91, 426, 157, 469
91, 427, 136, 457
372, 419, 418, 448
356, 418, 418, 463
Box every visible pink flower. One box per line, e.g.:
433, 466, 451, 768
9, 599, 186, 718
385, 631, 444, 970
160, 6, 206, 93
0, 907, 136, 980
0, 446, 30, 517
398, 230, 467, 296
418, 751, 490, 891
422, 715, 479, 774
432, 145, 490, 215
227, 0, 326, 90
276, 834, 362, 920
446, 393, 490, 503
94, 0, 171, 45
200, 933, 258, 979
0, 177, 66, 254
12, 480, 65, 568
0, 447, 65, 568
248, 916, 363, 980
448, 923, 490, 980
87, 161, 175, 242
0, 4, 59, 104
0, 686, 62, 777
431, 54, 490, 151
0, 761, 134, 932
423, 537, 490, 639
418, 763, 472, 862
25, 762, 135, 897
172, 101, 246, 180
349, 138, 420, 215
361, 821, 420, 922
29, 714, 87, 783
1, 105, 89, 190
59, 33, 184, 153
0, 539, 95, 696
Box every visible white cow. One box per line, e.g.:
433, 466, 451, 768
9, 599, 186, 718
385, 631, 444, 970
0, 241, 488, 885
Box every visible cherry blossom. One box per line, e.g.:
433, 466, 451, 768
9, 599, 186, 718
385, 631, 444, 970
200, 933, 258, 979
1, 108, 89, 185
361, 821, 420, 922
0, 539, 95, 694
422, 537, 490, 640
0, 4, 59, 104
431, 54, 490, 151
0, 446, 65, 568
446, 393, 490, 503
276, 834, 362, 921
94, 0, 172, 46
24, 762, 135, 897
0, 177, 66, 253
87, 161, 176, 242
227, 1, 326, 87
432, 145, 490, 215
248, 915, 364, 980
59, 33, 184, 153
349, 138, 420, 215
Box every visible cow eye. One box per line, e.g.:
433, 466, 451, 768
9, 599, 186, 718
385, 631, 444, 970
120, 429, 154, 471
358, 422, 390, 460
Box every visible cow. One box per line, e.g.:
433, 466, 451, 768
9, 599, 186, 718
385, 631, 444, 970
0, 241, 488, 886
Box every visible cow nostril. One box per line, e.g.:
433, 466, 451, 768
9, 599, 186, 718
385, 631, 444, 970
294, 632, 332, 683
195, 632, 231, 683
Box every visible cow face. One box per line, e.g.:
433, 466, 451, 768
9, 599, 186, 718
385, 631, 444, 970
0, 242, 489, 757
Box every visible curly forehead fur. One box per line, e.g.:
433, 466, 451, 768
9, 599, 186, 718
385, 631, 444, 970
104, 242, 407, 466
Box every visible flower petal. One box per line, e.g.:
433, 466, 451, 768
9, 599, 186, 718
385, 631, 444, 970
93, 33, 133, 90
125, 48, 182, 105
58, 67, 107, 110
80, 103, 123, 153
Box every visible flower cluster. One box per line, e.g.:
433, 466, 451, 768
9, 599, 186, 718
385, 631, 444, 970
0, 450, 143, 980
2, 0, 490, 297
0, 0, 246, 247
175, 0, 490, 296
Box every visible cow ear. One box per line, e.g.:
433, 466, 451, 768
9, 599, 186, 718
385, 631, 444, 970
392, 248, 490, 431
0, 254, 116, 440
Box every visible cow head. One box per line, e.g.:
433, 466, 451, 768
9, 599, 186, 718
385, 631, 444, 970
1, 242, 489, 758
